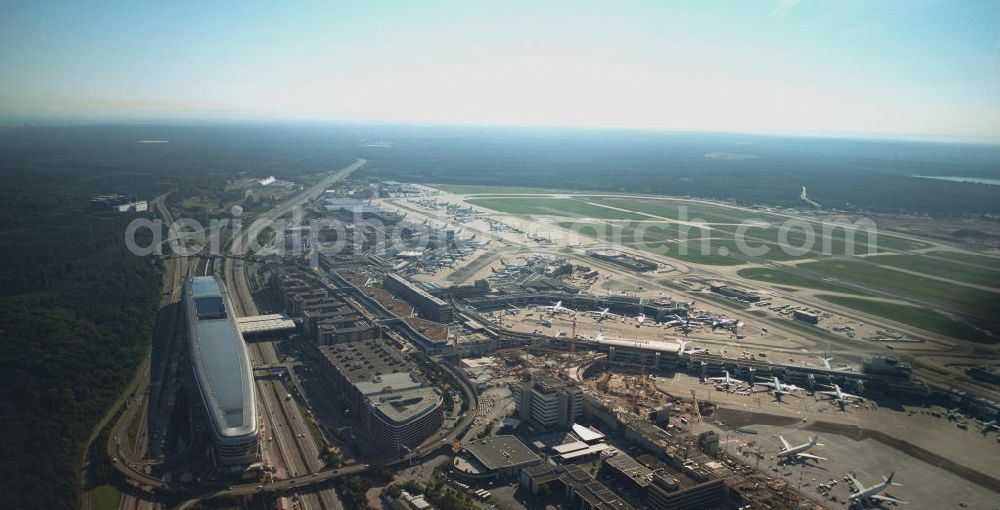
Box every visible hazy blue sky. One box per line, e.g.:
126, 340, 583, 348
1, 0, 998, 139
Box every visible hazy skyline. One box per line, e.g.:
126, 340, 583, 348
2, 0, 998, 140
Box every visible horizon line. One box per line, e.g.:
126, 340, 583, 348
1, 110, 999, 147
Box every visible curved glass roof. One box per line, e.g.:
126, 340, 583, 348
186, 276, 257, 439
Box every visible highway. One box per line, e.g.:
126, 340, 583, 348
218, 160, 366, 509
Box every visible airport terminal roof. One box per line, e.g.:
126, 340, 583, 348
462, 435, 540, 471
592, 335, 682, 354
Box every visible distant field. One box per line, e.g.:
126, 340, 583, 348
584, 197, 926, 253
927, 251, 1000, 267
558, 221, 747, 265
584, 196, 770, 224
817, 295, 991, 344
468, 197, 649, 219
737, 268, 868, 295
434, 184, 574, 195
800, 259, 1000, 317
869, 254, 1000, 288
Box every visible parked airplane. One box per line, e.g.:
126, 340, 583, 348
776, 435, 826, 463
848, 472, 905, 506
635, 313, 647, 325
816, 384, 864, 407
980, 420, 997, 433
709, 371, 746, 389
675, 339, 707, 355
711, 318, 743, 332
587, 308, 613, 321
540, 301, 573, 315
754, 376, 802, 399
809, 355, 851, 371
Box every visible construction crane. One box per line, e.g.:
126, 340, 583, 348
597, 372, 612, 392
691, 389, 701, 421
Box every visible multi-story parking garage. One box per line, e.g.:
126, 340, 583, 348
183, 276, 260, 466
318, 339, 444, 451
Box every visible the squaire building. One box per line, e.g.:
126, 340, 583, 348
183, 276, 260, 465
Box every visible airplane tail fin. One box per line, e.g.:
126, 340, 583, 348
884, 472, 901, 486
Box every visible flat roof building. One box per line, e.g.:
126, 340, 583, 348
602, 451, 654, 492
384, 273, 455, 323
458, 435, 541, 478
318, 339, 443, 450
520, 464, 634, 510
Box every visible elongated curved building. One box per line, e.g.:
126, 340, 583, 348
183, 276, 260, 465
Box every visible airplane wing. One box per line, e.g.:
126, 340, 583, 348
847, 474, 865, 492
843, 392, 863, 400
870, 495, 907, 504
778, 436, 791, 450
795, 453, 827, 461
815, 391, 836, 397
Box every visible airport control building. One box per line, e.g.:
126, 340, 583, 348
183, 276, 260, 466
319, 339, 444, 450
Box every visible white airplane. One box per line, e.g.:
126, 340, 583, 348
816, 384, 864, 407
506, 304, 522, 314
811, 355, 851, 371
587, 308, 613, 321
540, 301, 573, 315
754, 376, 802, 399
776, 435, 826, 463
576, 332, 607, 342
635, 313, 647, 325
711, 318, 743, 331
980, 420, 998, 433
675, 339, 707, 355
709, 371, 746, 389
848, 472, 905, 506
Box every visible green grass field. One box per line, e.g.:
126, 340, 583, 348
434, 184, 575, 195
869, 254, 1000, 288
583, 196, 768, 224
926, 251, 1000, 268
91, 484, 122, 510
737, 268, 868, 294
468, 198, 649, 219
801, 259, 1000, 316
817, 295, 991, 343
